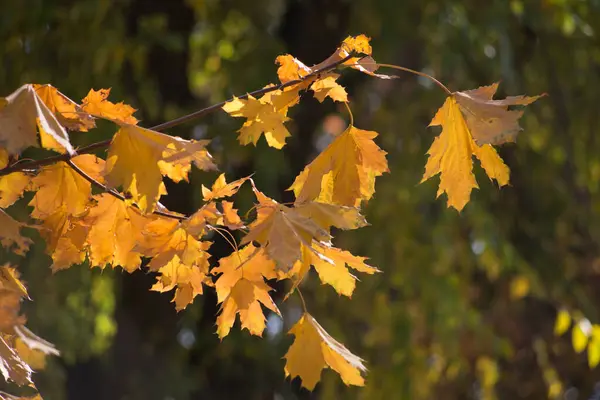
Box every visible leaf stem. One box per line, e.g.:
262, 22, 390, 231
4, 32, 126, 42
296, 287, 308, 313
344, 102, 354, 126
0, 54, 357, 177
365, 62, 452, 95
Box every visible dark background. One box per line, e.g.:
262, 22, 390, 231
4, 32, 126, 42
1, 0, 600, 399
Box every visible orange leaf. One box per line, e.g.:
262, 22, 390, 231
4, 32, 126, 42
81, 88, 138, 125
0, 173, 30, 208
0, 211, 31, 257
201, 173, 249, 201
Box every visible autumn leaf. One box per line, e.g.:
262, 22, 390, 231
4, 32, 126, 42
295, 242, 379, 297
454, 83, 543, 146
29, 158, 93, 219
14, 325, 59, 371
83, 194, 154, 272
221, 201, 244, 230
81, 88, 138, 125
0, 84, 74, 155
105, 124, 216, 213
421, 96, 510, 211
159, 140, 216, 182
39, 210, 88, 271
201, 173, 249, 201
0, 173, 30, 208
290, 125, 389, 206
184, 202, 223, 236
32, 84, 95, 132
310, 74, 348, 103
275, 55, 311, 84
137, 218, 213, 311
284, 313, 366, 390
212, 244, 280, 338
241, 186, 367, 271
0, 211, 31, 257
222, 87, 301, 149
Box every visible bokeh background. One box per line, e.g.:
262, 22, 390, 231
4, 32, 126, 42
1, 0, 599, 399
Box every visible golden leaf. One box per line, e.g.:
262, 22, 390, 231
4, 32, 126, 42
310, 74, 348, 103
83, 194, 154, 272
105, 124, 214, 213
29, 159, 92, 219
284, 313, 366, 390
81, 88, 138, 125
422, 96, 510, 211
241, 186, 366, 271
137, 218, 213, 311
201, 173, 249, 201
39, 209, 88, 271
32, 84, 94, 132
0, 173, 30, 208
275, 55, 311, 84
290, 125, 389, 206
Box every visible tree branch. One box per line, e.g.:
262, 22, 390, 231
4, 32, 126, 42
0, 54, 356, 177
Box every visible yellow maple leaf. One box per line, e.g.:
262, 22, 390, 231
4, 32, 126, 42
81, 88, 138, 125
0, 148, 9, 169
184, 202, 223, 236
159, 139, 216, 182
291, 242, 379, 297
0, 84, 74, 156
290, 125, 389, 206
39, 209, 88, 271
284, 313, 366, 390
29, 158, 93, 219
105, 124, 215, 213
310, 74, 348, 103
221, 201, 244, 230
137, 218, 213, 311
0, 211, 32, 256
14, 326, 59, 371
201, 173, 249, 201
454, 82, 544, 146
222, 87, 301, 149
422, 96, 511, 211
212, 244, 280, 339
83, 194, 154, 272
0, 173, 30, 208
275, 55, 311, 84
241, 186, 367, 271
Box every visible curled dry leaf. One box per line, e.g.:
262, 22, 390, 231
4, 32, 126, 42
284, 313, 366, 390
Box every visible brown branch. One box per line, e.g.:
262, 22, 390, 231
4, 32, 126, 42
0, 54, 356, 177
66, 159, 185, 221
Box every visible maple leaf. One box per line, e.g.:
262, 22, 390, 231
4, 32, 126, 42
39, 210, 88, 271
241, 186, 367, 271
454, 82, 544, 145
310, 74, 348, 103
212, 244, 281, 338
184, 202, 223, 236
137, 218, 213, 310
284, 313, 366, 390
222, 87, 301, 149
83, 194, 154, 272
159, 139, 216, 182
290, 125, 389, 206
0, 173, 30, 208
0, 211, 31, 257
201, 173, 249, 201
221, 201, 244, 230
0, 148, 9, 169
105, 124, 216, 213
275, 55, 311, 84
29, 157, 95, 219
81, 88, 138, 125
32, 84, 95, 131
422, 96, 512, 211
291, 242, 379, 297
0, 84, 74, 155
14, 326, 59, 371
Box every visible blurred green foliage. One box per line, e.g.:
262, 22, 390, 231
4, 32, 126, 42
1, 0, 600, 399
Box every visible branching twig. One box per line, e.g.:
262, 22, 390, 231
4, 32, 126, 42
0, 54, 356, 177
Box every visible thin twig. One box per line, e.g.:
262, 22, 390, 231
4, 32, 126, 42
0, 54, 356, 177
364, 62, 453, 95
